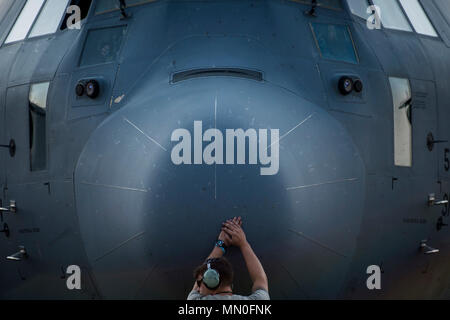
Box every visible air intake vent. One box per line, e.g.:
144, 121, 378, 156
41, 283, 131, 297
172, 68, 263, 83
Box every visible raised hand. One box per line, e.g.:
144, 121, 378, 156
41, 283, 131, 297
218, 216, 242, 247
221, 217, 247, 248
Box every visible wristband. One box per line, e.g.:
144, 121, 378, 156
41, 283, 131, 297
215, 240, 226, 253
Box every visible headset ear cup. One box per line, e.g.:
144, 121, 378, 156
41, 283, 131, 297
203, 269, 220, 290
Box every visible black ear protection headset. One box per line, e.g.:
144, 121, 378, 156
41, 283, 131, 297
201, 258, 221, 290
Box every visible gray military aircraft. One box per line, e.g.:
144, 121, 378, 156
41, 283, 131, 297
0, 0, 450, 299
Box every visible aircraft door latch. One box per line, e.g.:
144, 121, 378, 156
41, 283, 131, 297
420, 240, 439, 255
0, 139, 15, 157
428, 194, 448, 207
427, 133, 448, 152
0, 200, 17, 214
6, 246, 28, 261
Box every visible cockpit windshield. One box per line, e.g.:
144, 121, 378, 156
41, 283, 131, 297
0, 0, 13, 24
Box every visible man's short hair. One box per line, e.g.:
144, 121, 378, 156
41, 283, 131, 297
194, 257, 234, 288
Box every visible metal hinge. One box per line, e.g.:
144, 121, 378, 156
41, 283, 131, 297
420, 240, 439, 255
0, 200, 17, 214
7, 246, 28, 261
428, 193, 449, 207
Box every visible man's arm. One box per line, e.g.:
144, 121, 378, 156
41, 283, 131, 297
190, 217, 242, 292
239, 241, 268, 293
222, 221, 269, 293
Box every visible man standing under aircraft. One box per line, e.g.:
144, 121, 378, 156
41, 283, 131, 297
187, 217, 270, 300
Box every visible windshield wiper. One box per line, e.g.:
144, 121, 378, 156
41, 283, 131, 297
119, 0, 129, 19
398, 98, 412, 110
305, 0, 318, 17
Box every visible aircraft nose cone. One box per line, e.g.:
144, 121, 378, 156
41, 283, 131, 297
74, 78, 365, 298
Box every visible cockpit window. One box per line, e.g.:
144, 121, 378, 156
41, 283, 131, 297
311, 23, 358, 64
0, 0, 14, 25
60, 0, 93, 31
4, 0, 45, 44
390, 77, 412, 167
29, 82, 50, 171
398, 0, 438, 37
95, 0, 156, 15
346, 0, 370, 20
347, 0, 438, 38
371, 0, 412, 32
3, 0, 89, 45
29, 0, 70, 38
